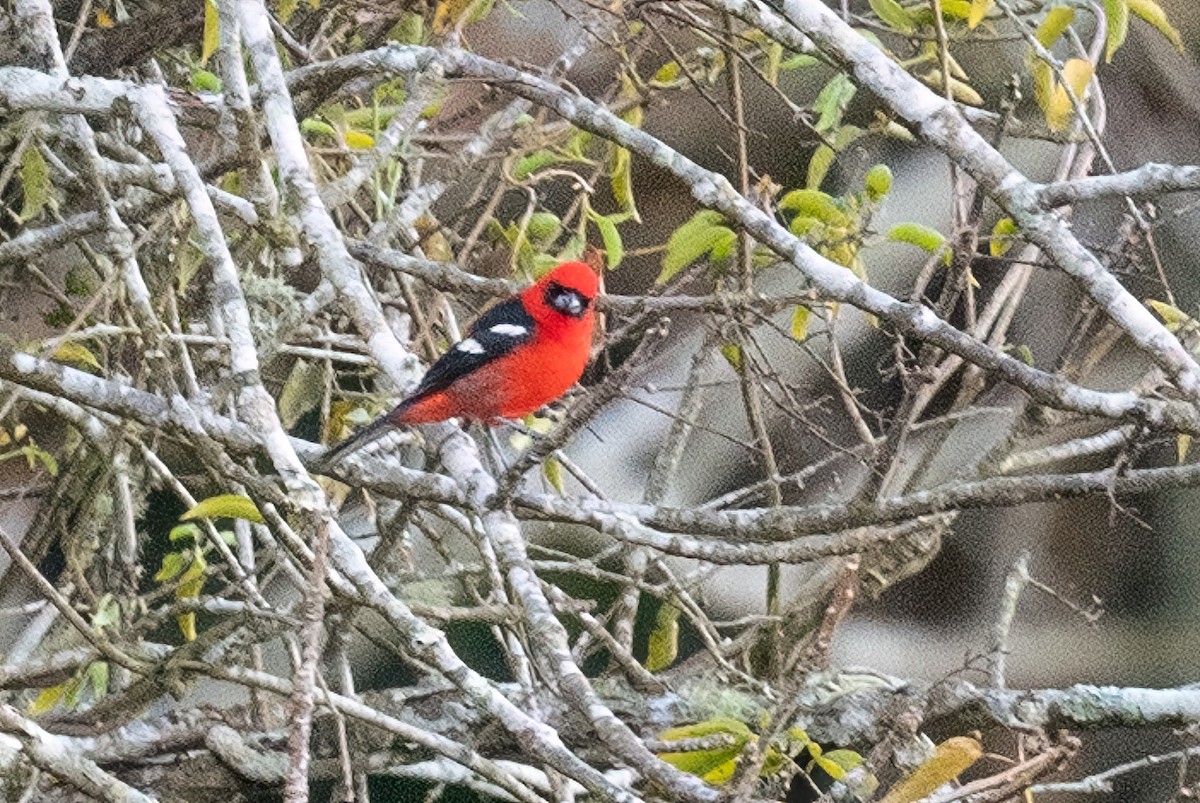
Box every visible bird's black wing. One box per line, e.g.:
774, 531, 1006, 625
313, 298, 536, 471
408, 296, 537, 398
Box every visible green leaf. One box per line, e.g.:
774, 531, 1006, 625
300, 118, 337, 139
968, 0, 992, 28
1178, 433, 1192, 464
156, 551, 187, 583
864, 164, 893, 201
1014, 344, 1035, 365
656, 718, 755, 784
1036, 7, 1075, 48
1104, 0, 1129, 61
790, 306, 811, 341
190, 69, 222, 92
1129, 0, 1182, 50
526, 212, 562, 244
202, 0, 219, 65
989, 217, 1019, 256
780, 54, 819, 70
513, 149, 568, 180
779, 189, 850, 227
181, 494, 265, 524
888, 223, 950, 263
868, 0, 915, 33
644, 602, 680, 672
590, 212, 625, 270
659, 211, 736, 283
813, 73, 857, 133
19, 144, 51, 222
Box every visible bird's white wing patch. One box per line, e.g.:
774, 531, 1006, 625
456, 338, 485, 354
489, 323, 528, 337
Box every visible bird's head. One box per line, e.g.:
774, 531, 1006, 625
533, 261, 600, 321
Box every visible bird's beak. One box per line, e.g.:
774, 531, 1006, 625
567, 295, 586, 316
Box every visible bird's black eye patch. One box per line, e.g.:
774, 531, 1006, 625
545, 282, 590, 319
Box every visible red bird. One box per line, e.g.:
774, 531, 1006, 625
316, 261, 599, 467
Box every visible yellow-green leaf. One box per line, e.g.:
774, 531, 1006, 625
864, 164, 893, 200
1045, 58, 1094, 131
790, 306, 811, 341
656, 718, 754, 783
1036, 6, 1076, 48
888, 223, 950, 263
175, 552, 207, 642
720, 343, 743, 374
990, 217, 1019, 256
1104, 0, 1129, 61
344, 129, 374, 150
1129, 0, 1183, 50
1148, 299, 1193, 333
543, 457, 566, 494
779, 189, 850, 227
814, 748, 865, 780
610, 105, 643, 222
277, 0, 299, 22
19, 144, 50, 222
514, 149, 567, 180
610, 147, 640, 222
880, 737, 983, 803
279, 358, 325, 429
937, 0, 973, 19
51, 341, 102, 372
155, 551, 187, 583
30, 681, 70, 715
181, 494, 265, 524
968, 0, 992, 28
645, 602, 681, 671
868, 0, 915, 33
202, 0, 219, 65
765, 41, 784, 85
387, 11, 425, 44
807, 145, 836, 190
1178, 433, 1192, 464
653, 60, 681, 84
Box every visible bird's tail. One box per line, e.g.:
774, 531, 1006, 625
309, 412, 399, 474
